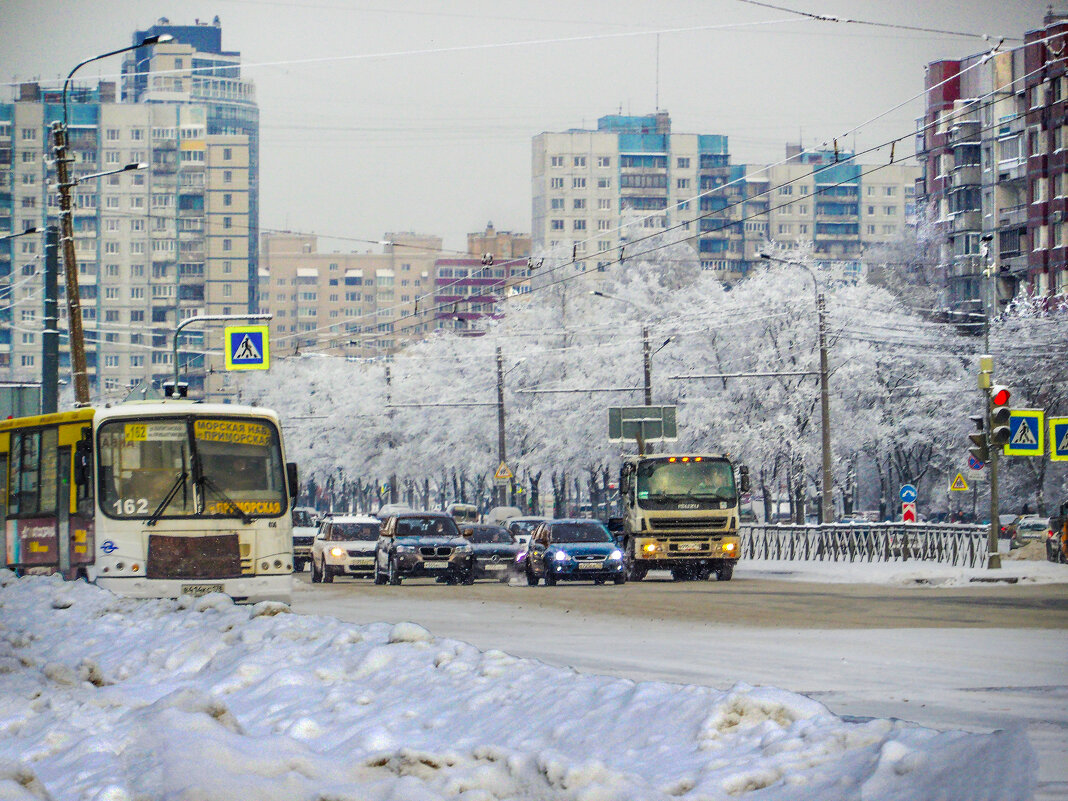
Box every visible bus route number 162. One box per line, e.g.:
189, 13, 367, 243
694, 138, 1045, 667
113, 498, 149, 515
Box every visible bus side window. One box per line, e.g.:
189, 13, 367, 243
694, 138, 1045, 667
75, 429, 94, 517
0, 454, 7, 521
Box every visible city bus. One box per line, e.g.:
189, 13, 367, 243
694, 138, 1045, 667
0, 400, 298, 603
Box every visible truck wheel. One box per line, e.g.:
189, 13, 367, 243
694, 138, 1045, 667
716, 564, 734, 581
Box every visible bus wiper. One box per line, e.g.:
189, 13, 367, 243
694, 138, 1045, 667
147, 471, 188, 527
198, 474, 253, 524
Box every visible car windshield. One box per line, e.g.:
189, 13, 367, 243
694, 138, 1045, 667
395, 517, 459, 538
1017, 519, 1048, 531
331, 522, 379, 540
508, 520, 542, 537
551, 522, 611, 543
468, 526, 513, 544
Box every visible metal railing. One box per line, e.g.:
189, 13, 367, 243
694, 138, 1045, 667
741, 523, 989, 568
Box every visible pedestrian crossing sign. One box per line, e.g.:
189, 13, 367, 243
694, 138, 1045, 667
1003, 409, 1043, 456
1050, 417, 1068, 462
224, 325, 270, 371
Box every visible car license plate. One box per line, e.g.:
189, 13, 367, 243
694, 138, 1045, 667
181, 583, 224, 598
352, 558, 374, 565
679, 542, 702, 552
484, 563, 505, 571
578, 562, 603, 570
424, 560, 449, 569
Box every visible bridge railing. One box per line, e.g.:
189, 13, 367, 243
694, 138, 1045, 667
741, 523, 989, 568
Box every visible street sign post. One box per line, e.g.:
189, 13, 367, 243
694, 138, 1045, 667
901, 501, 917, 523
967, 454, 986, 475
607, 406, 678, 442
493, 461, 513, 486
1003, 410, 1044, 456
1049, 417, 1068, 462
224, 325, 270, 371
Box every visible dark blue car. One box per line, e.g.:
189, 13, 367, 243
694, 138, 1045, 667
518, 519, 626, 585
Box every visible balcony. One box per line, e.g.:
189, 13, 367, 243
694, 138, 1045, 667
997, 204, 1027, 228
997, 160, 1027, 183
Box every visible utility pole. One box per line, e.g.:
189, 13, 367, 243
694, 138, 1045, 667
496, 345, 507, 506
642, 326, 652, 406
816, 292, 833, 524
51, 121, 90, 406
41, 226, 59, 414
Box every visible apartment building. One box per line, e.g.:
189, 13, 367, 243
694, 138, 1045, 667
0, 17, 257, 402
532, 113, 918, 287
258, 232, 439, 359
916, 9, 1068, 311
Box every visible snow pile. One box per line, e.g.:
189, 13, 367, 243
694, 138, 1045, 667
0, 571, 1036, 800
739, 557, 1068, 587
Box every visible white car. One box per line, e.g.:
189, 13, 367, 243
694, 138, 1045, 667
504, 516, 550, 546
311, 515, 381, 583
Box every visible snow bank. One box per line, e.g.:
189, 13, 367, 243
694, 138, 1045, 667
739, 557, 1068, 587
0, 571, 1036, 800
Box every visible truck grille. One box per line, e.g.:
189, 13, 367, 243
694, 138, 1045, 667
649, 518, 727, 531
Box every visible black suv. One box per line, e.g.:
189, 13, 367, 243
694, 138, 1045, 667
374, 512, 475, 585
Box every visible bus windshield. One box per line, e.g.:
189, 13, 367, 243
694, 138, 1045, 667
98, 416, 286, 520
636, 458, 735, 504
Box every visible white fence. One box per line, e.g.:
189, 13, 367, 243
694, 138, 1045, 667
741, 523, 990, 568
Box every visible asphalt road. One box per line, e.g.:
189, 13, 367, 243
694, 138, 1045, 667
291, 568, 1068, 629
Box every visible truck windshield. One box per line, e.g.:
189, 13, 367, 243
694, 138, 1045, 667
636, 459, 735, 503
98, 416, 286, 520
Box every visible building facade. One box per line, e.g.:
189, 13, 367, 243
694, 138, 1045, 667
916, 10, 1068, 311
532, 113, 919, 287
258, 232, 439, 360
0, 17, 256, 403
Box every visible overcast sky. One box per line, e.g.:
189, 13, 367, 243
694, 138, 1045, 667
0, 0, 1052, 252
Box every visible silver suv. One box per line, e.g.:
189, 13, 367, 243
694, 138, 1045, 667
374, 512, 475, 585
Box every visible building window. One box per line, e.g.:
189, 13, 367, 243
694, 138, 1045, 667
677, 157, 690, 169
223, 193, 232, 206
550, 177, 564, 189
223, 147, 232, 160
598, 198, 611, 210
223, 216, 232, 229
677, 178, 690, 189
551, 219, 564, 231
550, 156, 564, 167
573, 156, 586, 167
597, 177, 610, 189
223, 170, 232, 183
573, 219, 586, 231
572, 177, 586, 189
550, 198, 564, 210
223, 238, 232, 251
597, 156, 611, 168
573, 198, 586, 210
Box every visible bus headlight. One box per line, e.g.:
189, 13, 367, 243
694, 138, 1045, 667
723, 542, 737, 553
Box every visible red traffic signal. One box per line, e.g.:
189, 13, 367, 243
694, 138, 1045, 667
991, 385, 1010, 406
990, 384, 1012, 446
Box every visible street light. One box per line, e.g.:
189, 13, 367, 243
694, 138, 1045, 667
53, 33, 172, 407
759, 252, 834, 524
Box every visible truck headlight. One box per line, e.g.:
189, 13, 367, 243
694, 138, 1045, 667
723, 542, 737, 553
642, 542, 660, 553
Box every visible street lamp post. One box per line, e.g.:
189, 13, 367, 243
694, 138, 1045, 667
53, 34, 172, 406
760, 253, 834, 524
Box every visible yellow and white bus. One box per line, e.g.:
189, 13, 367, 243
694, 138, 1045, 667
1, 400, 297, 603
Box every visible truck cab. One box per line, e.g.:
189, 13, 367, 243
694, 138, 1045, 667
619, 454, 748, 581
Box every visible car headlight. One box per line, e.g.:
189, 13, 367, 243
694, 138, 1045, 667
454, 544, 471, 553
395, 545, 411, 553
329, 547, 345, 558
554, 550, 570, 562
609, 549, 623, 561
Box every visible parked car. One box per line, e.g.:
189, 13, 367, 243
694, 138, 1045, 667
311, 515, 381, 583
460, 523, 522, 581
291, 506, 320, 573
446, 503, 480, 524
998, 514, 1018, 539
505, 516, 549, 546
1046, 504, 1067, 563
518, 519, 626, 586
374, 512, 475, 585
1011, 516, 1049, 549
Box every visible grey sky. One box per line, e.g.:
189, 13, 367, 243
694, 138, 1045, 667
0, 0, 1051, 252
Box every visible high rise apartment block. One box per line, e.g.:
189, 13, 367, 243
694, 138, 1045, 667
532, 113, 919, 286
0, 17, 256, 402
258, 232, 439, 360
916, 10, 1068, 311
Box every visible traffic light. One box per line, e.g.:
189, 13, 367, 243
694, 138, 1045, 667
990, 385, 1012, 446
968, 414, 988, 463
